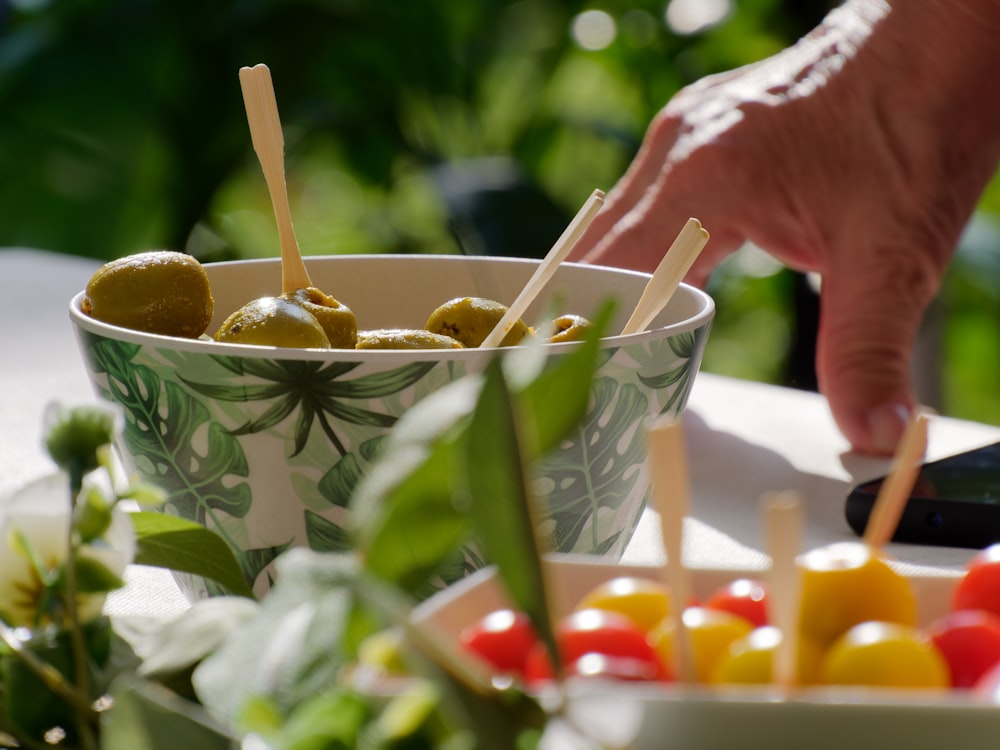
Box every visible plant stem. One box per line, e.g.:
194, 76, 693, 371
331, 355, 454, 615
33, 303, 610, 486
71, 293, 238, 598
0, 622, 97, 722
403, 619, 496, 697
66, 465, 97, 750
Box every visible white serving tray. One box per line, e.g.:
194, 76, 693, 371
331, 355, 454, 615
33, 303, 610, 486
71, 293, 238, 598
411, 554, 1000, 750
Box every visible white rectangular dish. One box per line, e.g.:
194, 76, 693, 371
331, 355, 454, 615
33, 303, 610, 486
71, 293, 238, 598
411, 554, 1000, 750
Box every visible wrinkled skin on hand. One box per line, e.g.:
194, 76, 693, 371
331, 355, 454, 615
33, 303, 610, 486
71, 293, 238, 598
570, 0, 1000, 454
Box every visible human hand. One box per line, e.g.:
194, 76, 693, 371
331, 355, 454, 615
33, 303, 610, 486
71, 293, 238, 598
570, 0, 1000, 454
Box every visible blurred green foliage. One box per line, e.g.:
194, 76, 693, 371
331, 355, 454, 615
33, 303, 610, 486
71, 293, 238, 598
0, 0, 824, 261
2, 0, 999, 425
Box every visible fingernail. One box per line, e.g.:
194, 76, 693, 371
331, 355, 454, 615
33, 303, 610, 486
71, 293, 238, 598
866, 402, 911, 454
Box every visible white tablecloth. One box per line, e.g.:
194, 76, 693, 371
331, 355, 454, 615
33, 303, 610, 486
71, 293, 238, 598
4, 247, 1000, 619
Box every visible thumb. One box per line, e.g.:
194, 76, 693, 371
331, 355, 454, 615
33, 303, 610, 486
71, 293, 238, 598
815, 252, 938, 455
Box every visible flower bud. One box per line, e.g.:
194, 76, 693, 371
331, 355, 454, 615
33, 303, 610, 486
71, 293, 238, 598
74, 485, 113, 544
43, 403, 118, 476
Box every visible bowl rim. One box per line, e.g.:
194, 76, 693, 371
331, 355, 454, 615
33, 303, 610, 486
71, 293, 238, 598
68, 254, 715, 361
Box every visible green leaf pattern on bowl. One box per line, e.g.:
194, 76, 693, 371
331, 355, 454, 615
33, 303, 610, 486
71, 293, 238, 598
78, 320, 709, 595
535, 377, 648, 556
316, 435, 387, 509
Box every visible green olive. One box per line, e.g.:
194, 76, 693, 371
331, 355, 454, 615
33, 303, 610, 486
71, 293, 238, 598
281, 287, 358, 349
213, 296, 330, 348
356, 329, 464, 350
82, 250, 214, 338
544, 314, 593, 343
425, 297, 532, 348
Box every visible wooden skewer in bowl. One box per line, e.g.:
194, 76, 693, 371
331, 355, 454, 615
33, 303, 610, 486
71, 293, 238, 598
239, 63, 313, 295
645, 413, 698, 684
478, 189, 605, 349
620, 218, 710, 336
862, 407, 931, 550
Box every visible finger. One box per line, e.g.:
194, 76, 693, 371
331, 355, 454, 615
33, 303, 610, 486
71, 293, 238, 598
581, 152, 752, 279
684, 226, 746, 287
570, 112, 683, 263
815, 242, 942, 455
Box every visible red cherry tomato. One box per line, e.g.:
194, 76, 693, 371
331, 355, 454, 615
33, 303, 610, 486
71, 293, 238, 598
459, 609, 539, 676
524, 642, 554, 683
926, 610, 1000, 688
524, 608, 671, 685
953, 545, 1000, 618
703, 578, 770, 628
974, 659, 1000, 700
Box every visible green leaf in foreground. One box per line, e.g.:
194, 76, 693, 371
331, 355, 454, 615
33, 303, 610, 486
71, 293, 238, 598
129, 512, 254, 599
464, 358, 558, 668
192, 551, 364, 726
103, 676, 237, 750
349, 377, 482, 593
516, 298, 615, 458
191, 549, 544, 750
350, 305, 613, 598
70, 556, 125, 594
461, 304, 612, 666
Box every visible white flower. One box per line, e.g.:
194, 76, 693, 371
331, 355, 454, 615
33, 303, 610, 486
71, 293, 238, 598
0, 472, 135, 629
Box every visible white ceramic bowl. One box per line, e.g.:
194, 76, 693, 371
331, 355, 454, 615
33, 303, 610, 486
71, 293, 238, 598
69, 254, 714, 598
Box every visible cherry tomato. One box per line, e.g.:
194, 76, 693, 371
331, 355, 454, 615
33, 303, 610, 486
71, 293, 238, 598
953, 544, 1000, 618
709, 626, 824, 686
459, 609, 539, 676
797, 542, 917, 648
648, 606, 754, 683
821, 621, 949, 689
524, 608, 671, 684
973, 659, 1000, 700
926, 610, 1000, 688
703, 578, 770, 628
575, 576, 672, 633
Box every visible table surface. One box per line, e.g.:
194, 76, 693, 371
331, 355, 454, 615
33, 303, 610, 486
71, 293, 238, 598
5, 247, 1000, 619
